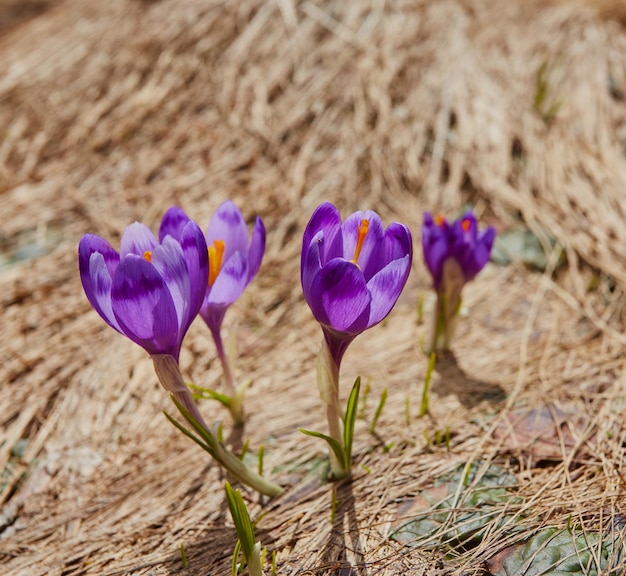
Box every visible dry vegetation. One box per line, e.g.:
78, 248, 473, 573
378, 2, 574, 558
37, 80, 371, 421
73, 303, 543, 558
1, 0, 626, 574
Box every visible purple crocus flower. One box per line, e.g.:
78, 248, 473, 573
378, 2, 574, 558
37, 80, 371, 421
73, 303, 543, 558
301, 202, 413, 366
185, 200, 266, 424
78, 207, 209, 362
301, 202, 412, 479
199, 200, 266, 339
421, 210, 495, 352
422, 211, 495, 290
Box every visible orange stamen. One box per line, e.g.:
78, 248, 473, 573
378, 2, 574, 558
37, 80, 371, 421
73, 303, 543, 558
461, 218, 471, 233
143, 250, 152, 262
351, 219, 369, 265
208, 240, 225, 286
435, 215, 445, 227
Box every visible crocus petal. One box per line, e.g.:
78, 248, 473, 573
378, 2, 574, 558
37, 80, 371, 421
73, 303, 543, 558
159, 206, 192, 243
301, 230, 324, 301
78, 235, 121, 331
383, 222, 413, 264
366, 255, 412, 326
462, 226, 496, 281
111, 255, 180, 358
340, 210, 385, 280
179, 220, 209, 320
150, 238, 190, 330
86, 253, 120, 330
200, 304, 228, 336
205, 200, 249, 263
247, 216, 266, 282
421, 213, 448, 288
307, 258, 371, 334
206, 251, 249, 307
302, 202, 343, 267
478, 226, 496, 255
79, 234, 119, 278
120, 222, 158, 257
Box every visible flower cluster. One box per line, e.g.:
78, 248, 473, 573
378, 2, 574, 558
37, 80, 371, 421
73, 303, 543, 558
421, 211, 496, 352
79, 203, 279, 496
79, 200, 494, 491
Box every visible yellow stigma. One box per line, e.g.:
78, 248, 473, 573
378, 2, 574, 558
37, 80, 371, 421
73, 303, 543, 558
208, 240, 225, 286
461, 218, 471, 233
351, 219, 369, 265
435, 214, 445, 227
143, 250, 152, 262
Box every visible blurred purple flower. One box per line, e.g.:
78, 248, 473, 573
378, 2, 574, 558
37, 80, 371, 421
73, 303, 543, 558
78, 207, 209, 361
421, 211, 495, 352
422, 211, 495, 291
199, 200, 266, 337
301, 202, 413, 366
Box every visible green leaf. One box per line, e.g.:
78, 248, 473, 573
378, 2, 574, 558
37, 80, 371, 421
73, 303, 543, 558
188, 383, 232, 407
168, 395, 217, 450
162, 409, 214, 456
231, 539, 242, 576
369, 387, 387, 434
239, 438, 250, 461
299, 428, 345, 467
224, 482, 256, 560
167, 396, 284, 498
491, 528, 626, 576
358, 380, 371, 419
257, 445, 264, 477
343, 377, 361, 467
490, 229, 564, 272
390, 462, 523, 552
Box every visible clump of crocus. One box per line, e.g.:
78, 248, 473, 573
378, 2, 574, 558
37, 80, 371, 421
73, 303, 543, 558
78, 207, 282, 497
197, 200, 266, 425
301, 202, 413, 479
421, 210, 495, 353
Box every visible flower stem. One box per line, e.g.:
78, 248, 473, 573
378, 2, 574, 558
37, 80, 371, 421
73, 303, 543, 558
153, 354, 283, 497
317, 339, 349, 480
246, 543, 264, 576
153, 354, 211, 429
426, 289, 462, 353
210, 325, 245, 425
426, 258, 466, 353
419, 352, 436, 416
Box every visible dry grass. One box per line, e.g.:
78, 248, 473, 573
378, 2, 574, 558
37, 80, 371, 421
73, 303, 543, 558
1, 0, 626, 574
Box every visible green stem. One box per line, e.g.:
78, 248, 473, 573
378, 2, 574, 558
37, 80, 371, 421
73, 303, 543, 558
420, 352, 437, 417
153, 355, 283, 497
210, 325, 245, 426
246, 543, 263, 576
317, 339, 349, 480
170, 395, 284, 497
426, 258, 465, 353
153, 354, 211, 429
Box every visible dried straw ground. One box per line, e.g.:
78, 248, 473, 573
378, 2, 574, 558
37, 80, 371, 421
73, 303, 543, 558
2, 0, 626, 574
